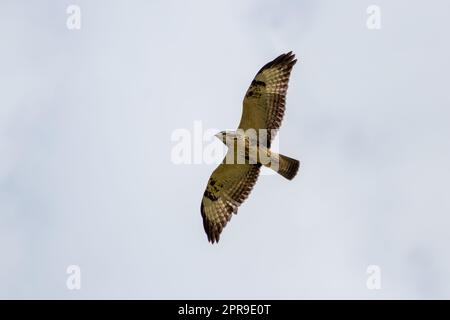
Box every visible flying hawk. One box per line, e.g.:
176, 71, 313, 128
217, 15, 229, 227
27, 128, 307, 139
200, 52, 300, 243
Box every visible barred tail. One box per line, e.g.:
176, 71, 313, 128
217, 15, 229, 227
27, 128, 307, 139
264, 153, 300, 180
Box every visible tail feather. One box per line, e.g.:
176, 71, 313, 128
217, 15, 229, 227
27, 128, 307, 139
273, 154, 300, 180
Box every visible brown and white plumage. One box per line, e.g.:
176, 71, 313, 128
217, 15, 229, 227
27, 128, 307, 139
200, 52, 299, 244
201, 164, 261, 243
239, 51, 297, 145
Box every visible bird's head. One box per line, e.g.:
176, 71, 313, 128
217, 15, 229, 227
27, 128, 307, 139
214, 131, 228, 144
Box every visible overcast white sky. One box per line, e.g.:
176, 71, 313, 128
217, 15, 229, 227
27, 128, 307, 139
1, 0, 450, 299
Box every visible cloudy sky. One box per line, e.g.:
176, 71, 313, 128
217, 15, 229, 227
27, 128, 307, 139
1, 0, 450, 299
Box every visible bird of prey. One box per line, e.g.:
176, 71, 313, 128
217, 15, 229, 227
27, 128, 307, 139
200, 51, 300, 243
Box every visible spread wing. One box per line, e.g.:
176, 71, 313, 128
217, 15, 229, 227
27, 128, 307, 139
238, 51, 297, 146
201, 162, 261, 243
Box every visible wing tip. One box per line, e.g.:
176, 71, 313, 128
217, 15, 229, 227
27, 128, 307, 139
200, 201, 221, 244
257, 51, 298, 74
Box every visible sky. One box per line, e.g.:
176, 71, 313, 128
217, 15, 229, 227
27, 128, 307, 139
1, 0, 450, 299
